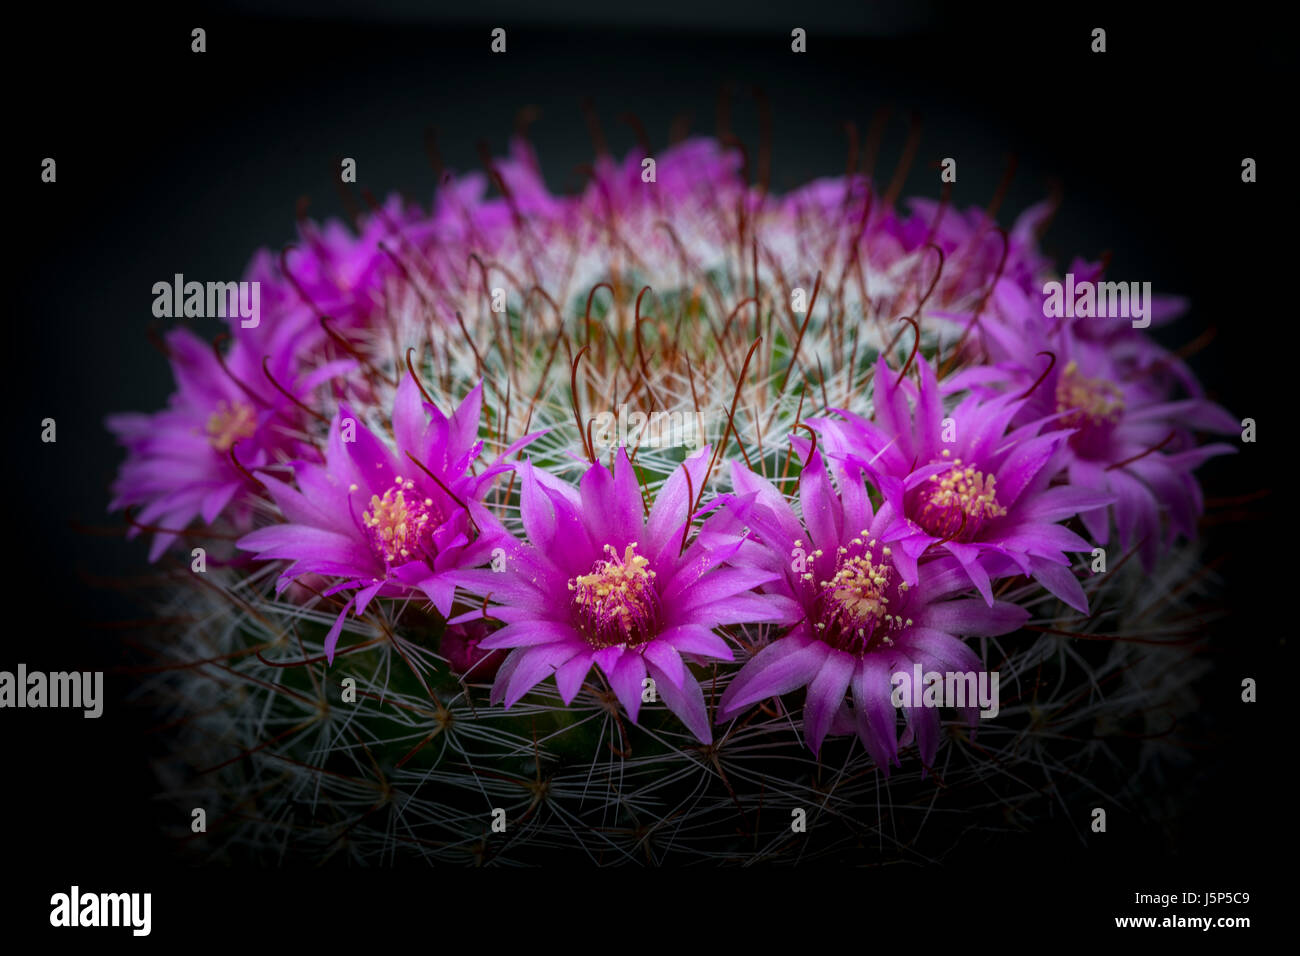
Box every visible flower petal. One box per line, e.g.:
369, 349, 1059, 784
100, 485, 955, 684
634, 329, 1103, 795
718, 631, 828, 718
803, 649, 855, 755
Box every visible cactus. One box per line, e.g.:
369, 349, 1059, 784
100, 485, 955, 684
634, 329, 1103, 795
108, 128, 1234, 865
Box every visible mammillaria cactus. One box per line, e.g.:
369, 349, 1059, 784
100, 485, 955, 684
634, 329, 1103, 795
107, 129, 1236, 865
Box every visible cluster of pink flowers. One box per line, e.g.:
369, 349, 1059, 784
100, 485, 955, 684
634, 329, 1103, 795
108, 135, 1235, 770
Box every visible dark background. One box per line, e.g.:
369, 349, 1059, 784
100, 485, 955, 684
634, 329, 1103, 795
7, 0, 1284, 933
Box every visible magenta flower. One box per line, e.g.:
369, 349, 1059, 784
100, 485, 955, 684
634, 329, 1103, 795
813, 355, 1112, 613
897, 196, 1057, 301
586, 137, 745, 215
717, 448, 1028, 766
237, 373, 526, 662
443, 447, 786, 743
958, 277, 1238, 568
440, 620, 505, 681
229, 194, 427, 362
107, 328, 346, 561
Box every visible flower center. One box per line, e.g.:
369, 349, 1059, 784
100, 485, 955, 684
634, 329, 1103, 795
362, 476, 441, 566
569, 543, 660, 649
802, 535, 911, 656
916, 459, 1006, 540
205, 400, 257, 452
1055, 360, 1124, 428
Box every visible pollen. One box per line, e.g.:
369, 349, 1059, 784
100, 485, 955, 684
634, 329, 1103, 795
827, 555, 891, 626
916, 458, 1006, 540
205, 399, 257, 452
569, 543, 660, 649
815, 548, 907, 655
362, 477, 440, 565
1055, 359, 1124, 428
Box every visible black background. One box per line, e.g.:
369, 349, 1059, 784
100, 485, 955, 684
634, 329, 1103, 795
7, 0, 1284, 936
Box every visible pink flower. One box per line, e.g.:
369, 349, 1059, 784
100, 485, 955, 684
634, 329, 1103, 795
717, 447, 1028, 766
444, 447, 788, 742
237, 373, 533, 661
107, 327, 345, 560
954, 275, 1237, 567
813, 355, 1113, 613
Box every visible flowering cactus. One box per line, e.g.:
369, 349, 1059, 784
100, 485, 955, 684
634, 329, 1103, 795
108, 129, 1236, 864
